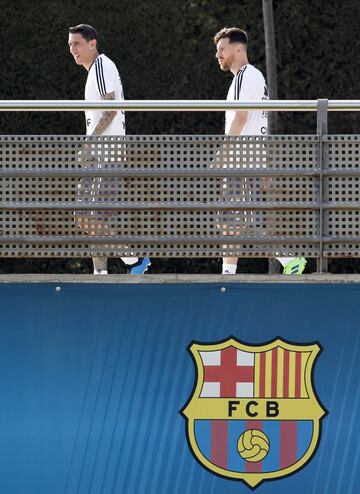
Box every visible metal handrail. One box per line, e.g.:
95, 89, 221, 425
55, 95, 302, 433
0, 99, 359, 111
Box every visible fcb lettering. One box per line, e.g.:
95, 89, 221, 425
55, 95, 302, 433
228, 400, 280, 418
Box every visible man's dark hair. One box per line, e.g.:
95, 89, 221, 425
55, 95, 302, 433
213, 27, 248, 47
69, 24, 98, 42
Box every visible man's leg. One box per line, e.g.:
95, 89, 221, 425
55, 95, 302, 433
92, 256, 150, 275
80, 171, 149, 275
278, 257, 307, 275
93, 256, 108, 275
222, 175, 252, 275
127, 257, 151, 274
222, 256, 237, 274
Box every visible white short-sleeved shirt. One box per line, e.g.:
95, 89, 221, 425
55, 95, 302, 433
85, 54, 125, 136
225, 64, 268, 136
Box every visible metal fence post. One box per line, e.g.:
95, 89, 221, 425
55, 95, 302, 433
316, 99, 328, 273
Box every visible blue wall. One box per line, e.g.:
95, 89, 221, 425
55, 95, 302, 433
0, 282, 358, 494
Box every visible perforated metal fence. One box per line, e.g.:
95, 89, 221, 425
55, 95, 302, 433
0, 132, 358, 264
1, 99, 360, 269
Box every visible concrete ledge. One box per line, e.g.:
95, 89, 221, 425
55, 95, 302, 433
0, 273, 359, 283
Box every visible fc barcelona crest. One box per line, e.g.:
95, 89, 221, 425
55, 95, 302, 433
181, 337, 327, 488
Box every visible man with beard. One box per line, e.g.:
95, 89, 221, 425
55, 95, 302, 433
214, 27, 306, 275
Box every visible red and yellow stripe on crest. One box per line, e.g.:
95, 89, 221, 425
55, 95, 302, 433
254, 349, 311, 398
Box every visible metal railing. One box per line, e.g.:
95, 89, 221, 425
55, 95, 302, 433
0, 99, 359, 272
0, 99, 359, 111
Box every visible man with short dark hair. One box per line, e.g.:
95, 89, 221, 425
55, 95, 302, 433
214, 27, 306, 275
68, 24, 150, 275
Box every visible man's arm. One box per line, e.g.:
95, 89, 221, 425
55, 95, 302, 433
212, 111, 248, 168
78, 91, 117, 167
91, 91, 117, 135
226, 110, 248, 136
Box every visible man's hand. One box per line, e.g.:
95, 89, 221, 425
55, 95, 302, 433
259, 176, 273, 191
77, 142, 98, 168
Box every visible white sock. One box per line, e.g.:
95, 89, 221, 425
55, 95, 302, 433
277, 257, 293, 267
222, 263, 237, 275
121, 257, 138, 265
94, 269, 108, 275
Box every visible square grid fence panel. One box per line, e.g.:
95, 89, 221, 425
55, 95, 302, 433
324, 135, 360, 257
0, 134, 356, 259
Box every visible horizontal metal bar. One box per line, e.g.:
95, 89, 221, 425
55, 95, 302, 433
0, 135, 319, 143
0, 235, 357, 245
1, 201, 360, 211
0, 235, 320, 244
327, 101, 360, 111
2, 168, 360, 178
0, 253, 321, 260
322, 169, 360, 176
0, 99, 359, 112
0, 201, 320, 210
322, 203, 360, 210
0, 100, 320, 112
322, 237, 360, 242
0, 168, 319, 178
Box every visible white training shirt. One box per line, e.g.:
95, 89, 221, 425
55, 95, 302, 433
85, 53, 125, 136
225, 64, 268, 136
